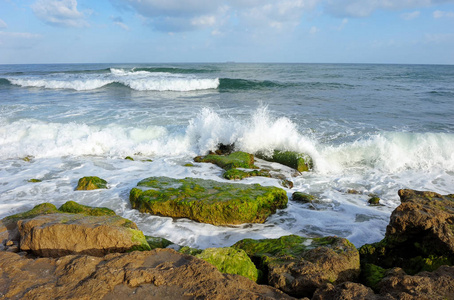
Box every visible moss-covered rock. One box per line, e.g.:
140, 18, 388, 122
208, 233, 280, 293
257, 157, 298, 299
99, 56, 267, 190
179, 246, 203, 256
27, 179, 42, 183
194, 151, 256, 170
145, 236, 173, 249
359, 189, 454, 278
58, 201, 115, 216
223, 168, 271, 180
257, 150, 313, 172
129, 176, 288, 226
195, 247, 259, 282
233, 235, 360, 298
368, 195, 380, 205
75, 176, 108, 190
361, 263, 387, 292
1, 201, 151, 257
125, 156, 134, 161
292, 192, 316, 203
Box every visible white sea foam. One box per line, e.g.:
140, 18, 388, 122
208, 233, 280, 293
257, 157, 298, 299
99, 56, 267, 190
7, 69, 220, 91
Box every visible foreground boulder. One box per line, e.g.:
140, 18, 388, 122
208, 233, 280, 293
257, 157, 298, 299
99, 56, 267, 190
194, 151, 256, 170
0, 249, 294, 300
234, 235, 360, 298
360, 189, 454, 276
129, 176, 288, 225
0, 202, 150, 257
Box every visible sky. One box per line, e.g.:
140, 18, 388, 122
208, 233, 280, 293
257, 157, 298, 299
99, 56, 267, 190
0, 0, 454, 64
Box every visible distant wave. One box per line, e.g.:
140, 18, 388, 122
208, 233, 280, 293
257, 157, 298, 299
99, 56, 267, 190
218, 78, 286, 91
0, 78, 11, 86
131, 67, 216, 74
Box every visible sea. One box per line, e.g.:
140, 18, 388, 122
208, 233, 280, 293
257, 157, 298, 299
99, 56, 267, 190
0, 63, 453, 249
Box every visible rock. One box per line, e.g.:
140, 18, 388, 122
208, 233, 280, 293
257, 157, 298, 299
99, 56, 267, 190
368, 194, 380, 205
145, 236, 173, 249
27, 178, 42, 183
257, 150, 313, 172
359, 189, 454, 275
194, 151, 256, 170
223, 168, 271, 180
378, 265, 454, 299
292, 192, 316, 204
312, 282, 376, 300
59, 201, 116, 216
233, 235, 360, 298
125, 156, 134, 161
195, 247, 259, 282
129, 176, 288, 226
215, 143, 236, 155
75, 176, 108, 190
0, 249, 294, 299
1, 202, 150, 257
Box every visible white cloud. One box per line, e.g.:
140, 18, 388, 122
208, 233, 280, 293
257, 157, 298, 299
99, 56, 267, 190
111, 16, 129, 30
32, 0, 89, 27
0, 19, 7, 29
433, 10, 454, 18
401, 11, 420, 20
324, 0, 454, 18
337, 18, 348, 30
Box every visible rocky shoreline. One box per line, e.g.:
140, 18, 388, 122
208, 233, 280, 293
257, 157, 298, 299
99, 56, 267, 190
1, 150, 453, 299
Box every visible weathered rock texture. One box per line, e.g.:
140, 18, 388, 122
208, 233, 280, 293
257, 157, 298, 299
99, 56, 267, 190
75, 176, 108, 190
360, 189, 454, 275
0, 249, 294, 300
234, 235, 360, 298
129, 176, 288, 225
0, 202, 150, 257
257, 150, 313, 172
194, 151, 257, 170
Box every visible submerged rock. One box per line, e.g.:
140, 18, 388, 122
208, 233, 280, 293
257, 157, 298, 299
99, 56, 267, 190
145, 236, 173, 250
292, 192, 317, 204
75, 176, 108, 190
257, 150, 313, 172
223, 168, 271, 180
130, 176, 287, 226
0, 249, 293, 300
233, 235, 360, 298
0, 202, 150, 257
194, 151, 256, 170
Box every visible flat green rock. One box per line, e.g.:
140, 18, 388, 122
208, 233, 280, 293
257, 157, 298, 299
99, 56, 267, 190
194, 151, 256, 170
129, 176, 288, 225
258, 150, 313, 172
75, 176, 108, 190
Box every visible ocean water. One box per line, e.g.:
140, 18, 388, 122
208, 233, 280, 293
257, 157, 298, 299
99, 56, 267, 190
0, 63, 453, 249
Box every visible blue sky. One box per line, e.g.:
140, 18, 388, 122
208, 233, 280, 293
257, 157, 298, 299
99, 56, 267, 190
1, 0, 454, 64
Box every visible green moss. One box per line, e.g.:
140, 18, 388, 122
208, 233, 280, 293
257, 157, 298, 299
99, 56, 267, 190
292, 192, 316, 203
125, 156, 134, 161
361, 263, 387, 291
75, 176, 108, 190
22, 155, 34, 162
130, 176, 288, 226
5, 203, 59, 221
179, 246, 203, 256
258, 150, 313, 172
28, 179, 42, 183
58, 201, 115, 216
368, 195, 380, 205
194, 151, 256, 170
223, 168, 271, 180
145, 236, 173, 249
128, 228, 152, 251
196, 247, 259, 282
184, 163, 195, 167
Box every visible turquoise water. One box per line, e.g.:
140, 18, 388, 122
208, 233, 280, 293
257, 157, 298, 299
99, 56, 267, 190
0, 63, 453, 248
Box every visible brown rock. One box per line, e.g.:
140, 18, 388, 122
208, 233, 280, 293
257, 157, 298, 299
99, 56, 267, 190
312, 282, 376, 300
17, 213, 150, 257
0, 249, 294, 300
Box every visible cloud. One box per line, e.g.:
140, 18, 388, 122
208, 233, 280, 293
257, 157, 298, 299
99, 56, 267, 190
0, 19, 7, 29
324, 0, 454, 18
401, 11, 420, 20
111, 16, 129, 30
433, 10, 454, 18
32, 0, 89, 27
113, 0, 320, 32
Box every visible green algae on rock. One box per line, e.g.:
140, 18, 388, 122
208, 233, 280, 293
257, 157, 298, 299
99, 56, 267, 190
257, 150, 313, 172
194, 151, 256, 170
195, 247, 259, 282
233, 235, 360, 298
223, 168, 271, 180
58, 201, 115, 216
145, 236, 173, 249
129, 176, 288, 226
292, 192, 317, 203
75, 176, 108, 190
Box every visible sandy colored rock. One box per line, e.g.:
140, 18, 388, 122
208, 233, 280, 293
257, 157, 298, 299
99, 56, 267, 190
0, 249, 294, 300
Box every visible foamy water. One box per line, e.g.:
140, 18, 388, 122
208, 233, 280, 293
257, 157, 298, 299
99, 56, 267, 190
1, 63, 453, 249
